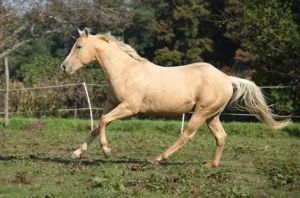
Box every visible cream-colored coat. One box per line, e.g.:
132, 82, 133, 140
61, 28, 290, 167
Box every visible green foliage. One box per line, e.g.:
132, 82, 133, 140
261, 162, 300, 189
21, 55, 61, 86
243, 0, 300, 114
85, 63, 106, 83
153, 47, 183, 66
223, 0, 244, 42
270, 89, 294, 113
153, 0, 213, 66
244, 0, 300, 76
125, 2, 157, 58
8, 55, 107, 118
244, 0, 299, 62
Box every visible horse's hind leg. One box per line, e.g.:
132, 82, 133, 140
71, 102, 116, 159
155, 113, 205, 162
205, 114, 227, 167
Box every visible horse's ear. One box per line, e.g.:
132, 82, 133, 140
84, 28, 90, 37
78, 28, 83, 36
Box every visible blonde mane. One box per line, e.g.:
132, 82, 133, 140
96, 33, 147, 62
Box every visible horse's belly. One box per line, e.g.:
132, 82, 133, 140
139, 95, 195, 116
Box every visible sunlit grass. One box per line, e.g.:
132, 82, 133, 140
0, 117, 299, 197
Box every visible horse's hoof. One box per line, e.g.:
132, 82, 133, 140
154, 155, 162, 162
71, 152, 80, 160
205, 161, 218, 168
147, 158, 160, 165
149, 155, 167, 165
155, 155, 168, 162
103, 148, 112, 159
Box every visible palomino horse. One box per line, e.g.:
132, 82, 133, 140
61, 28, 290, 167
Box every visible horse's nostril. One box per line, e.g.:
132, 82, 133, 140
62, 65, 66, 70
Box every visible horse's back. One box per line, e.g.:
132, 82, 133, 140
155, 62, 232, 93
144, 61, 233, 97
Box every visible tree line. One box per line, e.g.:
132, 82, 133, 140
0, 0, 299, 117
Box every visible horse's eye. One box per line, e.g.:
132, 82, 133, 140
77, 45, 82, 49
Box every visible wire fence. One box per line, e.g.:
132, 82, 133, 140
0, 82, 299, 131
0, 82, 107, 130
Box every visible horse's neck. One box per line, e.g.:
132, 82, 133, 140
97, 45, 138, 81
95, 43, 139, 83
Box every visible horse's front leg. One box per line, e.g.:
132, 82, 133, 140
99, 102, 136, 158
71, 102, 115, 159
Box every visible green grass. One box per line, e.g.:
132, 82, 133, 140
0, 117, 299, 197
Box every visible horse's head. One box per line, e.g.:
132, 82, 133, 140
61, 28, 96, 74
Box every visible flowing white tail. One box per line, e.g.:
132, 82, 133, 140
229, 76, 291, 129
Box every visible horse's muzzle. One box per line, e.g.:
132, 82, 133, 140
61, 61, 71, 74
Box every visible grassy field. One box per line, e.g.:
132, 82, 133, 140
0, 117, 299, 198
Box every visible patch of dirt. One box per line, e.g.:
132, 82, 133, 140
26, 122, 46, 132
130, 164, 141, 171
12, 171, 32, 185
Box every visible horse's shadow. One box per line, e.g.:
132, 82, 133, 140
0, 154, 197, 166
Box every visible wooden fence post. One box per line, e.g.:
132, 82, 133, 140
4, 57, 9, 127
74, 103, 78, 120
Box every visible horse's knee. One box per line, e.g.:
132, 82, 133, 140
100, 139, 108, 147
180, 131, 195, 144
215, 132, 227, 146
208, 121, 227, 146
100, 115, 109, 127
